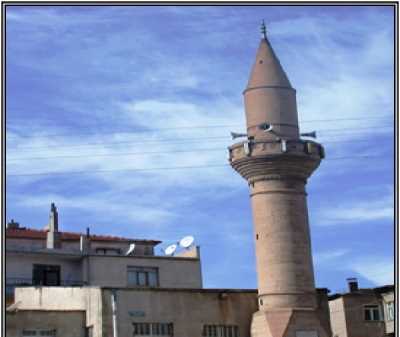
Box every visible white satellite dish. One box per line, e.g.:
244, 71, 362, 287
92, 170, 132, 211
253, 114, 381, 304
125, 243, 136, 256
165, 244, 177, 256
179, 235, 194, 249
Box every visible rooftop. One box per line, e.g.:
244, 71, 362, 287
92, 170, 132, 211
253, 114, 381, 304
6, 226, 161, 245
328, 285, 394, 300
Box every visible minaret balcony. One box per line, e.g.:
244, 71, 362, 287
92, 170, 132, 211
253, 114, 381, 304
228, 139, 324, 183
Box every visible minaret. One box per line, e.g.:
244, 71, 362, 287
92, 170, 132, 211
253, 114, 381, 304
229, 22, 330, 337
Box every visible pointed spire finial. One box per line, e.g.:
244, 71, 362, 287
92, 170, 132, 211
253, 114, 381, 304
260, 20, 267, 40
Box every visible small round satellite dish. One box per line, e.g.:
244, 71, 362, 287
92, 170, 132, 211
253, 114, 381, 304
126, 243, 135, 256
179, 236, 194, 249
165, 244, 177, 256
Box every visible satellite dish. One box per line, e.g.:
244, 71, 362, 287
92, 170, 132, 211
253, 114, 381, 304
179, 236, 194, 249
165, 244, 177, 256
125, 243, 136, 256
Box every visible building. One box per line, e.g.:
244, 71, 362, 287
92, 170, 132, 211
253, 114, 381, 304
5, 26, 337, 337
5, 206, 263, 337
328, 278, 395, 337
5, 205, 332, 337
229, 22, 329, 337
6, 204, 201, 302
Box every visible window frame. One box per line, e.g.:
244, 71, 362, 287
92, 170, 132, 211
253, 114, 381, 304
32, 264, 61, 286
202, 324, 239, 337
132, 322, 173, 336
386, 301, 395, 321
127, 266, 159, 288
364, 305, 382, 322
22, 329, 56, 337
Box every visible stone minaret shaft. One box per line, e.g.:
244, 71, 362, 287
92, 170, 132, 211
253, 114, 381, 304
229, 30, 327, 337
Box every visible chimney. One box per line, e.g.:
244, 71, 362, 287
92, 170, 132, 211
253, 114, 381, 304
49, 202, 59, 231
80, 227, 91, 254
347, 277, 359, 293
46, 203, 61, 249
7, 219, 20, 229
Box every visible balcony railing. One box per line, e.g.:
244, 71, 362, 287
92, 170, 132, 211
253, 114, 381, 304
6, 277, 84, 295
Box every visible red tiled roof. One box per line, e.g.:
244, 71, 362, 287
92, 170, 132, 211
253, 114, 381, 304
6, 227, 161, 245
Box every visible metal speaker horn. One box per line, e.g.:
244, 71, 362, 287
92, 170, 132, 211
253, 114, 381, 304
230, 132, 247, 140
258, 122, 273, 132
300, 131, 317, 138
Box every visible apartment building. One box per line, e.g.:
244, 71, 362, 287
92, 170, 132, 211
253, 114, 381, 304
328, 278, 395, 337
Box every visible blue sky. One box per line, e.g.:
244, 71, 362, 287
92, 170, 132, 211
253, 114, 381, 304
6, 5, 394, 293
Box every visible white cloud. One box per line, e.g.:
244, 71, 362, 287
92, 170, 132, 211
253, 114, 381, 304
15, 192, 177, 228
314, 249, 350, 265
350, 258, 394, 286
315, 190, 394, 226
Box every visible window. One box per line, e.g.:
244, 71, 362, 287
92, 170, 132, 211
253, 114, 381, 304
132, 322, 173, 336
202, 325, 239, 337
22, 329, 56, 337
95, 247, 122, 255
386, 301, 394, 321
32, 265, 60, 286
127, 267, 158, 287
39, 330, 57, 336
364, 305, 381, 321
85, 327, 93, 337
144, 246, 153, 256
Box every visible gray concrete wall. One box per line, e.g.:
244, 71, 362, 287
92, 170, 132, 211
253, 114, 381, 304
329, 294, 388, 337
337, 294, 385, 337
87, 255, 202, 288
381, 291, 394, 334
13, 287, 257, 337
7, 238, 46, 250
88, 241, 154, 255
329, 298, 348, 337
6, 252, 83, 283
7, 250, 202, 289
6, 311, 86, 337
102, 288, 258, 337
7, 238, 81, 251
315, 289, 333, 336
14, 287, 104, 337
174, 245, 200, 258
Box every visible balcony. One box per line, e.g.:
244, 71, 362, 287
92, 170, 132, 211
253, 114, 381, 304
6, 277, 84, 295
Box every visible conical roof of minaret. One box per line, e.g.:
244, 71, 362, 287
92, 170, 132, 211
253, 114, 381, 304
246, 36, 292, 90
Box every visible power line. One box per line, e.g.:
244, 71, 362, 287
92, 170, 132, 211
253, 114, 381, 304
7, 164, 230, 177
6, 138, 395, 162
6, 116, 393, 139
7, 147, 224, 161
6, 155, 392, 177
7, 126, 394, 151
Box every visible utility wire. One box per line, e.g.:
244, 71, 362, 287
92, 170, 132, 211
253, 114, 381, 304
6, 138, 394, 162
6, 155, 391, 177
7, 126, 394, 151
6, 116, 393, 139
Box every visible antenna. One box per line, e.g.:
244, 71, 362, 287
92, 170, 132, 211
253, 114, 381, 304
261, 20, 267, 39
179, 235, 195, 249
125, 243, 136, 256
164, 244, 177, 256
230, 132, 247, 140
